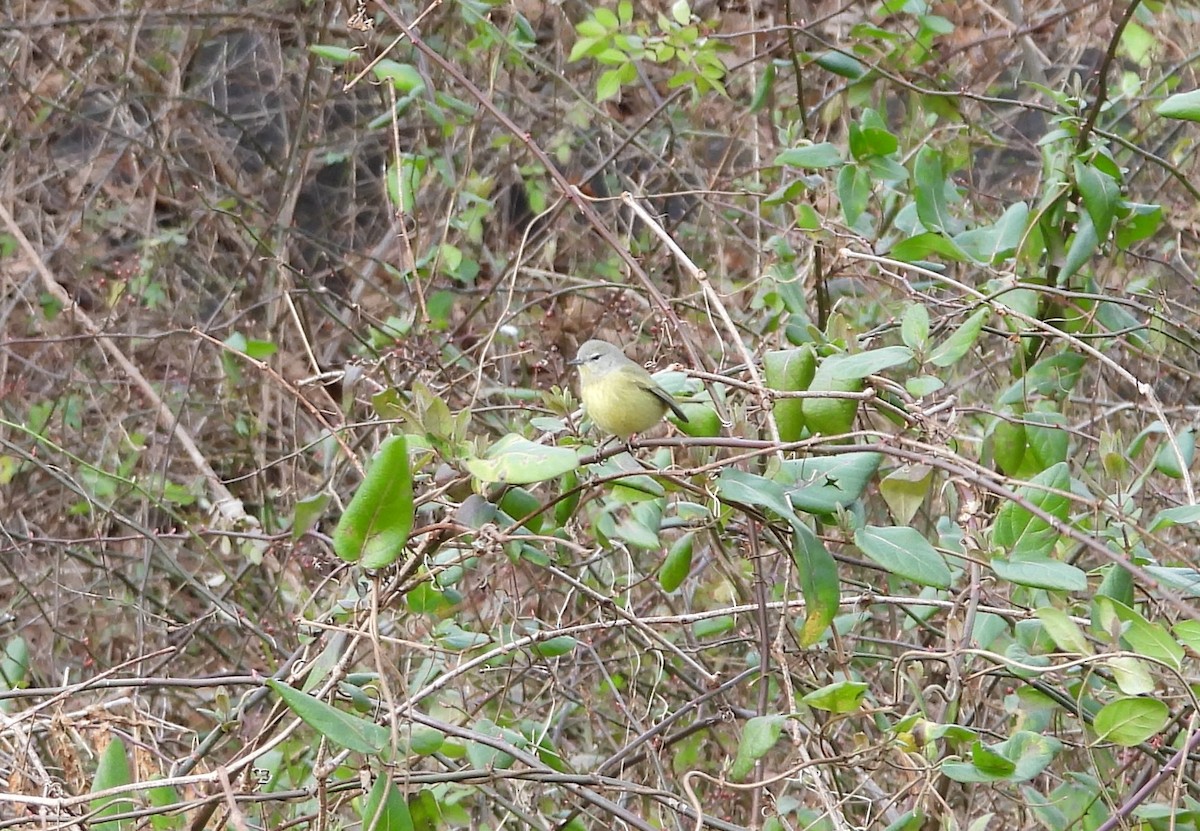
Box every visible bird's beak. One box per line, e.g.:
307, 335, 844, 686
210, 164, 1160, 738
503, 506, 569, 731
567, 357, 583, 366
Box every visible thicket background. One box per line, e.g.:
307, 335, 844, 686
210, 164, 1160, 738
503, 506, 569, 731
2, 0, 1200, 829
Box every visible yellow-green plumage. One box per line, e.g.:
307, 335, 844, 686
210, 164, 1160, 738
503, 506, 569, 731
570, 339, 688, 439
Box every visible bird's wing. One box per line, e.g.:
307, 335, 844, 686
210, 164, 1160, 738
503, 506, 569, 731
643, 382, 690, 423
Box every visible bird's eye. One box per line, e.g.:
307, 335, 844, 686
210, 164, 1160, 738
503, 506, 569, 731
589, 354, 600, 362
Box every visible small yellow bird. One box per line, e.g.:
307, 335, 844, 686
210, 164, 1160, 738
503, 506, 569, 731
569, 339, 689, 439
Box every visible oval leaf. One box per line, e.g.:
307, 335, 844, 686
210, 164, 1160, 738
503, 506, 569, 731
659, 532, 695, 592
792, 523, 840, 646
929, 307, 989, 367
855, 525, 952, 588
91, 738, 133, 831
802, 680, 868, 713
1093, 697, 1169, 747
1156, 89, 1200, 122
333, 436, 413, 569
467, 433, 581, 485
731, 715, 784, 780
362, 776, 414, 831
266, 679, 388, 754
774, 143, 844, 169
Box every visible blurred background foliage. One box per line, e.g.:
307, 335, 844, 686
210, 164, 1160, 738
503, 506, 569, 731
2, 0, 1200, 829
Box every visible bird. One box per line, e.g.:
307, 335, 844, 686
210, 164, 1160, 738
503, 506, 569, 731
568, 339, 689, 439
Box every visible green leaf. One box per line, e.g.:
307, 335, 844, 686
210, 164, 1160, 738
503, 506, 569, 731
1096, 562, 1134, 606
1116, 203, 1163, 247
1175, 619, 1200, 652
693, 615, 735, 638
1154, 427, 1195, 479
906, 376, 944, 397
405, 582, 451, 615
801, 680, 867, 713
362, 776, 414, 831
372, 61, 425, 93
0, 636, 29, 693
1094, 597, 1185, 670
659, 532, 695, 592
731, 715, 784, 780
435, 621, 492, 651
310, 44, 359, 63
333, 436, 413, 570
882, 811, 924, 831
992, 417, 1026, 476
879, 463, 932, 526
146, 779, 183, 831
385, 154, 427, 213
855, 525, 952, 588
971, 741, 1017, 777
408, 727, 445, 756
266, 679, 389, 754
593, 6, 618, 27
795, 202, 822, 229
865, 154, 910, 184
1060, 212, 1098, 283
674, 402, 722, 437
801, 375, 861, 435
1074, 160, 1120, 241
465, 719, 519, 770
992, 461, 1070, 557
718, 469, 800, 525
409, 788, 447, 831
992, 555, 1087, 592
1155, 89, 1200, 122
774, 143, 844, 169
889, 232, 968, 263
568, 36, 600, 62
575, 18, 606, 37
998, 732, 1062, 781
499, 487, 544, 533
750, 60, 775, 112
1146, 567, 1200, 597
596, 68, 624, 102
1107, 656, 1155, 696
998, 352, 1087, 404
848, 119, 898, 159
530, 636, 578, 658
792, 523, 839, 646
815, 50, 867, 79
913, 145, 956, 234
943, 732, 1061, 783
928, 307, 989, 367
614, 499, 665, 550
1093, 697, 1169, 746
799, 347, 911, 438
824, 346, 913, 379
765, 345, 817, 441
900, 303, 930, 352
1034, 607, 1092, 654
292, 492, 332, 542
91, 738, 133, 831
1123, 617, 1185, 671
943, 741, 1013, 783
783, 452, 882, 514
466, 433, 581, 485
837, 163, 872, 228
1099, 299, 1142, 348
1023, 411, 1069, 469
953, 202, 1029, 264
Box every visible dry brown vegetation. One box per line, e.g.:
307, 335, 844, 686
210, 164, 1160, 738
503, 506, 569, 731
2, 0, 1200, 829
